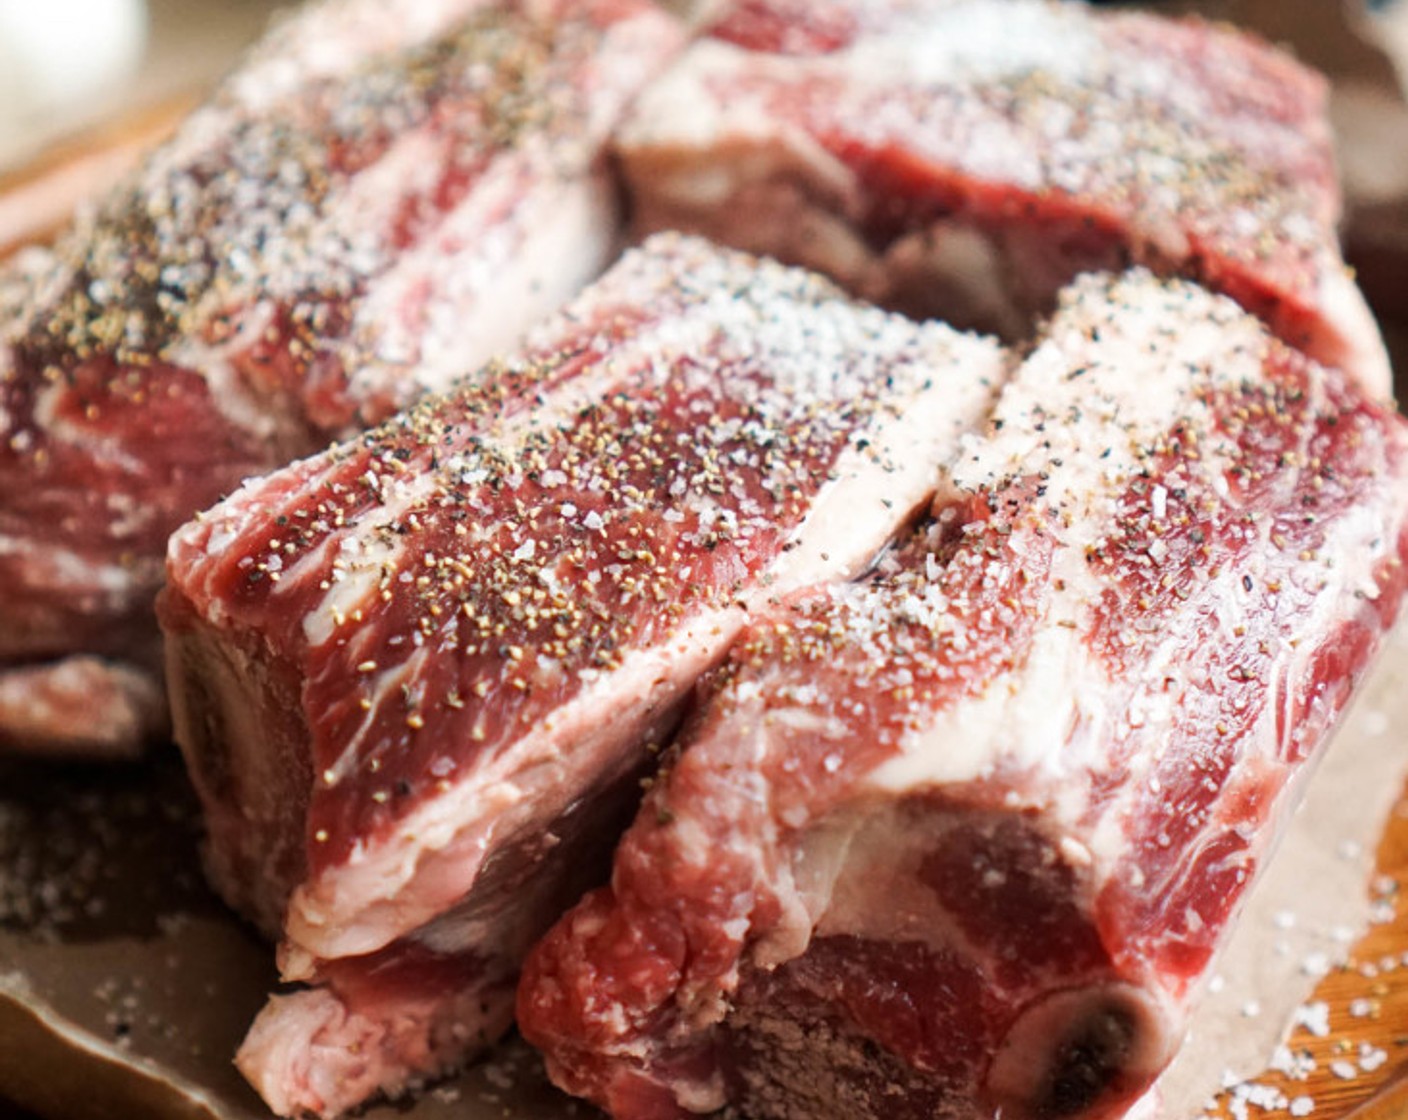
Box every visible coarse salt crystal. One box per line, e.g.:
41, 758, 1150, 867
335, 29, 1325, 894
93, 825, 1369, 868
1293, 1001, 1330, 1038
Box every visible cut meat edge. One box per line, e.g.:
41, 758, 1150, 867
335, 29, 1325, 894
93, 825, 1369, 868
0, 655, 166, 759
518, 269, 1408, 1120
621, 132, 1392, 398
275, 319, 1006, 966
160, 234, 1008, 1117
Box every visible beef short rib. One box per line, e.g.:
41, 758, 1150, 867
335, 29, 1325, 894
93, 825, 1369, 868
518, 269, 1408, 1120
0, 0, 681, 756
160, 234, 1005, 1116
617, 0, 1389, 395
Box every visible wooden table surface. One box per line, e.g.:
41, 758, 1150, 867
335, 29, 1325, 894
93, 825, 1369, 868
1200, 779, 1408, 1118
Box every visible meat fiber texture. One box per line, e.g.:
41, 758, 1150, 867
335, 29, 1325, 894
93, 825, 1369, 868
519, 269, 1408, 1120
617, 0, 1391, 400
0, 0, 684, 759
159, 234, 1004, 1117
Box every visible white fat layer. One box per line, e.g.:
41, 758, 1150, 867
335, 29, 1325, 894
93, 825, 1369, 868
1315, 258, 1392, 398
0, 536, 149, 658
227, 0, 492, 113
868, 275, 1260, 795
866, 272, 1397, 855
624, 2, 1103, 147
164, 302, 287, 444
843, 0, 1101, 88
326, 129, 450, 257
618, 40, 795, 152
767, 328, 1003, 593
347, 159, 619, 407
236, 957, 515, 1119
953, 273, 1268, 500
623, 3, 1101, 199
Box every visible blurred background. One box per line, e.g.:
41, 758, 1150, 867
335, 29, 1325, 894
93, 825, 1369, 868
0, 0, 281, 172
0, 0, 1403, 337
0, 0, 1405, 169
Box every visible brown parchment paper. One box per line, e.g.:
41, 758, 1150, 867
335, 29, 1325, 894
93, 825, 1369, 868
3, 619, 1408, 1120
4, 3, 1408, 1119
1152, 622, 1408, 1117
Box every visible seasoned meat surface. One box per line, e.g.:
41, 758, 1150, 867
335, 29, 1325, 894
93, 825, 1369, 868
619, 0, 1389, 391
519, 269, 1408, 1120
0, 0, 682, 756
161, 234, 1005, 1116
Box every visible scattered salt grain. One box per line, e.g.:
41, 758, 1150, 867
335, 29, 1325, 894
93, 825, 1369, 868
1222, 1081, 1289, 1120
1300, 951, 1331, 978
1359, 1044, 1388, 1073
1293, 1001, 1331, 1038
1268, 1045, 1316, 1081
483, 1063, 516, 1090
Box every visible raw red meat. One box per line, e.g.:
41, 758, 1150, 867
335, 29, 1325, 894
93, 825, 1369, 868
519, 269, 1408, 1120
617, 0, 1390, 396
160, 234, 1004, 1115
0, 0, 682, 757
